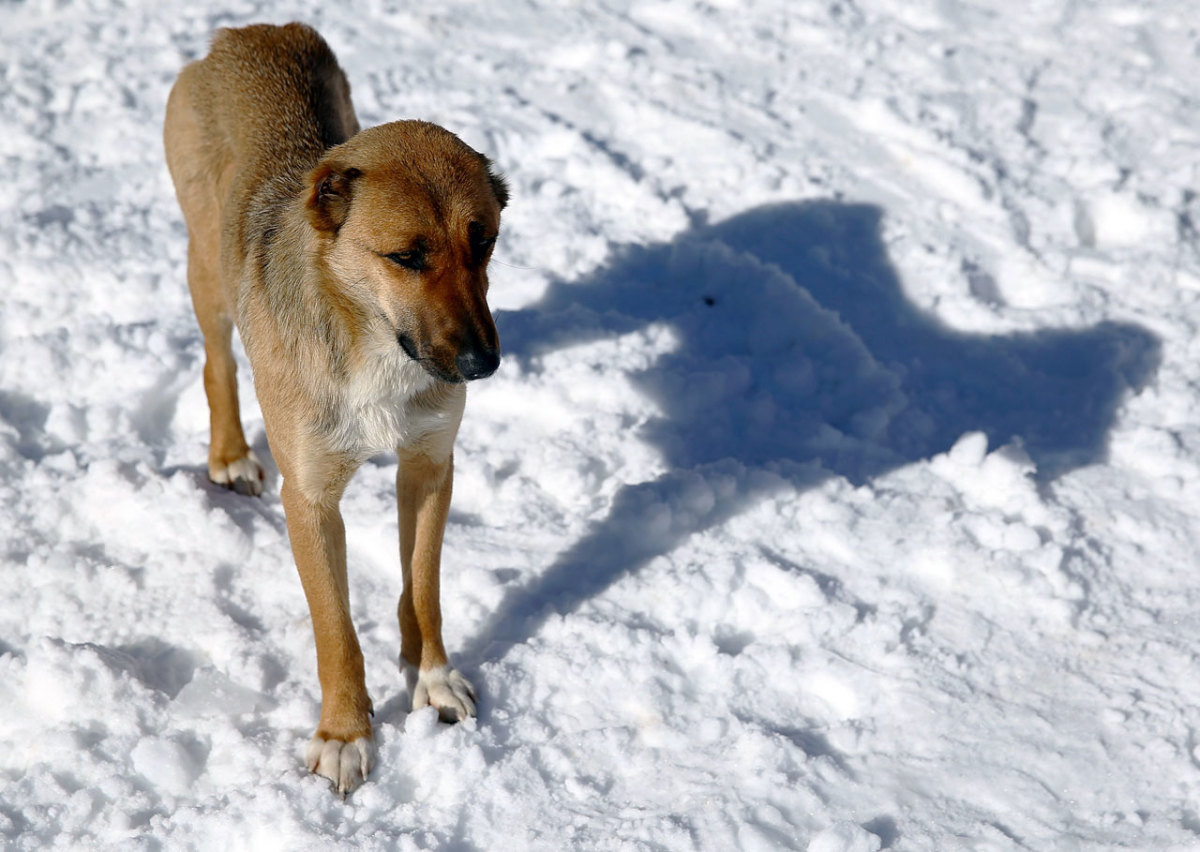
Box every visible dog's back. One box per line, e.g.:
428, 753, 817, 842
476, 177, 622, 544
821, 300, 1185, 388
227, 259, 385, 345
165, 23, 359, 266
202, 25, 357, 175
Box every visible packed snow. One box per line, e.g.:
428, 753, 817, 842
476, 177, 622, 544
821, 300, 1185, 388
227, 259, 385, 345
2, 0, 1200, 848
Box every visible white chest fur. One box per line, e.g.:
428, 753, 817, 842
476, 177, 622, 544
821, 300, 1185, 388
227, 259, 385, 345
328, 347, 463, 459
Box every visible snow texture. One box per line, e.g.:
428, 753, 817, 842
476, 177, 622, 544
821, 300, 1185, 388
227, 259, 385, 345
1, 0, 1198, 848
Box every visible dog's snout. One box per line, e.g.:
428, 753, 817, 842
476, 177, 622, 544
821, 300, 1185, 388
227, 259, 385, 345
456, 345, 500, 381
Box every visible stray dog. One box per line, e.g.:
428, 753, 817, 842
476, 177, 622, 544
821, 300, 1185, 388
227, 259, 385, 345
163, 22, 507, 795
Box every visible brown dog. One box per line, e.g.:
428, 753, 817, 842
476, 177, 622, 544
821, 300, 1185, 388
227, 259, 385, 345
163, 23, 507, 795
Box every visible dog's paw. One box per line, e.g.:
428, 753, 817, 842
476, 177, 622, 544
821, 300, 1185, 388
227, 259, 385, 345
403, 661, 477, 722
209, 451, 265, 496
306, 734, 373, 798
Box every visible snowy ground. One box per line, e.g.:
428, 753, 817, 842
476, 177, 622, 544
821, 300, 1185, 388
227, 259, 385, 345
2, 0, 1200, 848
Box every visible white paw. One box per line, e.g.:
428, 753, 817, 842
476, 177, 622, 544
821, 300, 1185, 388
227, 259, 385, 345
403, 661, 477, 722
305, 735, 373, 798
209, 451, 265, 496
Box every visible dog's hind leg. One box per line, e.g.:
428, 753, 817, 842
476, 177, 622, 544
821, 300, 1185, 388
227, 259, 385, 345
165, 71, 264, 496
186, 237, 265, 496
164, 71, 262, 501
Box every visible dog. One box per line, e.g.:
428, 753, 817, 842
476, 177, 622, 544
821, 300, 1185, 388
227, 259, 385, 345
163, 22, 508, 795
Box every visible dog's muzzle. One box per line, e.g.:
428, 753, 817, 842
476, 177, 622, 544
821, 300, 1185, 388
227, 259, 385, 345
397, 332, 499, 382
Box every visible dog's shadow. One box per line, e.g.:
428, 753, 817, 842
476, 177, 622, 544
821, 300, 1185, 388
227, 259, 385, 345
461, 200, 1160, 663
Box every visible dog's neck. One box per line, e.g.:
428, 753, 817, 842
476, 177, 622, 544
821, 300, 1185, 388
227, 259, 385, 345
241, 191, 360, 370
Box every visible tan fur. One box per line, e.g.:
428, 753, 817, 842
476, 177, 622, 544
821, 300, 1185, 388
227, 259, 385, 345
163, 23, 506, 795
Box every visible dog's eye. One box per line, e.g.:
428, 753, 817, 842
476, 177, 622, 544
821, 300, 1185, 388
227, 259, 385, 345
467, 221, 496, 263
385, 250, 426, 272
471, 237, 496, 263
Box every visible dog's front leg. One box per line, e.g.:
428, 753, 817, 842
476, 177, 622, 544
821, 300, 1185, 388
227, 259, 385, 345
397, 450, 477, 721
281, 479, 374, 795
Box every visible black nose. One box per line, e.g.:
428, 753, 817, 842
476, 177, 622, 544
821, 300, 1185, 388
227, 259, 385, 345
456, 346, 500, 381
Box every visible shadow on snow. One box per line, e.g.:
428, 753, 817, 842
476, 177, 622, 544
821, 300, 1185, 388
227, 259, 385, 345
460, 200, 1160, 663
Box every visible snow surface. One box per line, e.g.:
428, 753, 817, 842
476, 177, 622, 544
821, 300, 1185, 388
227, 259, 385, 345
2, 0, 1199, 848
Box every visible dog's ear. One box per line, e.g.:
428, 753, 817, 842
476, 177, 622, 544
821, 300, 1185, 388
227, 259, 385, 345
306, 162, 361, 232
480, 155, 509, 210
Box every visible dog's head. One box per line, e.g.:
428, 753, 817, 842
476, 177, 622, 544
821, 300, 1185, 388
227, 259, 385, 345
305, 120, 508, 383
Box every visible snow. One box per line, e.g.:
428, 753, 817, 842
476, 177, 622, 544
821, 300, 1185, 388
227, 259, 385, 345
2, 0, 1200, 848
